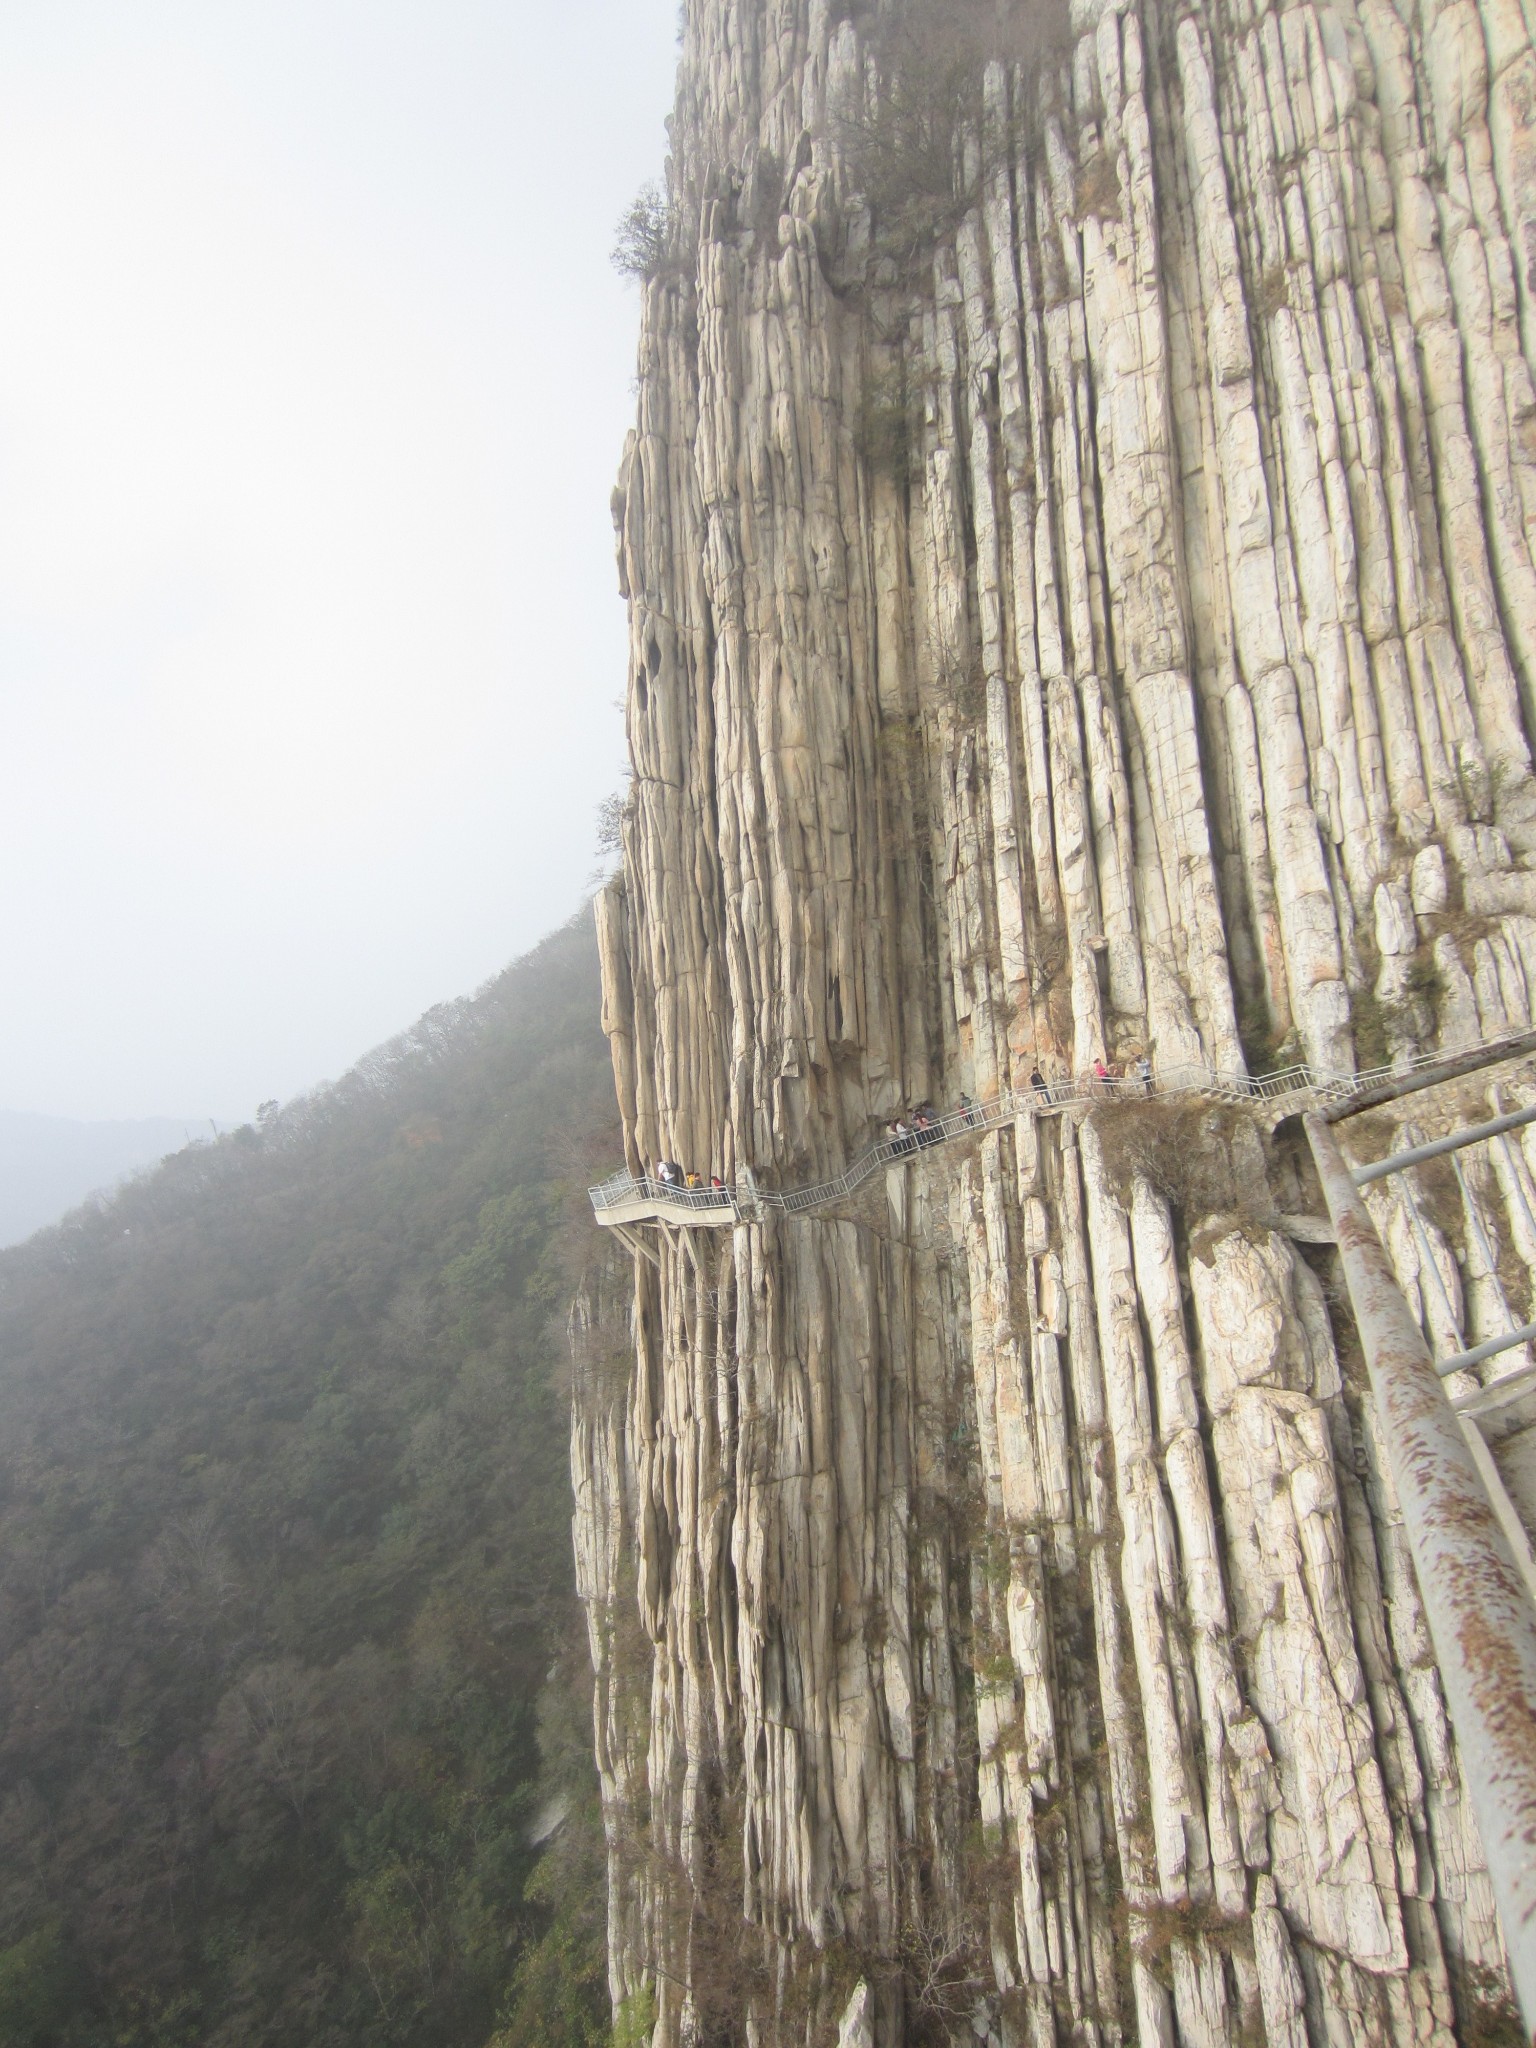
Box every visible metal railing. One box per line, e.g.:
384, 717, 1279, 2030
588, 1031, 1536, 1227
594, 1030, 1536, 2017
588, 1170, 737, 1215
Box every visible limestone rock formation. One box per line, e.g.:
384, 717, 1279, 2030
572, 0, 1536, 2037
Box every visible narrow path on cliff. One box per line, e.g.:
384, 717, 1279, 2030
588, 1032, 1536, 1228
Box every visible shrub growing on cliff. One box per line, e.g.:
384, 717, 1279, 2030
854, 365, 914, 481
613, 180, 681, 280
1452, 1959, 1525, 2048
590, 784, 634, 888
837, 0, 1072, 280
1091, 1097, 1270, 1222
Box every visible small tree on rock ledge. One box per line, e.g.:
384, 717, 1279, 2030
613, 181, 681, 281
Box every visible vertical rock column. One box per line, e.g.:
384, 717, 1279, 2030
573, 0, 1536, 2038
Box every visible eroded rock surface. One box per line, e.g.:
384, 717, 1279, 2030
573, 0, 1536, 2037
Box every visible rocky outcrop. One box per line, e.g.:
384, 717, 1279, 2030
573, 0, 1536, 2038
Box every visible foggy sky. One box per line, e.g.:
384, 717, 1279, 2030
0, 0, 677, 1122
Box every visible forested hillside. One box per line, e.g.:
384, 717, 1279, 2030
0, 910, 616, 2048
0, 1116, 204, 1252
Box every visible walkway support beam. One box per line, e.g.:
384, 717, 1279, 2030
1438, 1321, 1536, 1380
1304, 1111, 1536, 2031
1321, 1028, 1536, 1121
1350, 1101, 1536, 1184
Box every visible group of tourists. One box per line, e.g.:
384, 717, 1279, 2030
883, 1097, 980, 1154
881, 1056, 1156, 1154
886, 1056, 1156, 1151
653, 1160, 728, 1194
1028, 1053, 1153, 1104
645, 1055, 1156, 1200
884, 1111, 939, 1155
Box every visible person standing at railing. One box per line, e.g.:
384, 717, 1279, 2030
1134, 1052, 1153, 1096
1030, 1065, 1049, 1106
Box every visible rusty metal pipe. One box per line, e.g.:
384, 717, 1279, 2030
1437, 1321, 1536, 1379
1322, 1029, 1536, 1121
1350, 1102, 1536, 1184
1305, 1112, 1536, 2033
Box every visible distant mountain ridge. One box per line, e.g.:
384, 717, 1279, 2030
0, 1110, 202, 1247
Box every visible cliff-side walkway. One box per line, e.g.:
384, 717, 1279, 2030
588, 1034, 1534, 1229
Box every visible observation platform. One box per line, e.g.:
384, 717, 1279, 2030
588, 1177, 739, 1227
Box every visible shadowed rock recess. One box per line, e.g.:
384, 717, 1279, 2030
574, 0, 1536, 2038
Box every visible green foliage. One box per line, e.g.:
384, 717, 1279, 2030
1404, 951, 1446, 1007
611, 1986, 658, 2048
496, 1926, 608, 2048
0, 911, 620, 2047
593, 790, 628, 880
1351, 985, 1393, 1071
838, 0, 1073, 281
853, 367, 913, 484
612, 182, 679, 281
1453, 1960, 1525, 2048
491, 1649, 611, 2048
1234, 992, 1296, 1078
1352, 947, 1443, 1071
0, 1922, 77, 2045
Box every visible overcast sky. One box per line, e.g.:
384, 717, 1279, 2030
0, 0, 676, 1122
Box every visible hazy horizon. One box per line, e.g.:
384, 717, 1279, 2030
0, 1106, 212, 1247
0, 0, 675, 1125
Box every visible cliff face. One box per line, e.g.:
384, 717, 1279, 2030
573, 0, 1536, 2038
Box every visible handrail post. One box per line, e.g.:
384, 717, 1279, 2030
1304, 1112, 1536, 2031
